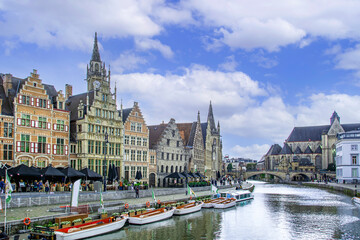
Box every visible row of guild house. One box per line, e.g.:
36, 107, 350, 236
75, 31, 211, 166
0, 33, 222, 187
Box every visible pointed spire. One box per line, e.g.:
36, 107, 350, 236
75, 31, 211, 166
207, 101, 216, 132
330, 111, 340, 125
197, 111, 201, 123
108, 64, 111, 84
217, 121, 220, 133
114, 80, 117, 102
91, 32, 101, 62
120, 99, 123, 120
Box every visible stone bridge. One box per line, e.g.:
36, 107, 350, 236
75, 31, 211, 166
244, 170, 315, 182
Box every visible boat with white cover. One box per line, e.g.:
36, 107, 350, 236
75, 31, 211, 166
202, 197, 225, 208
174, 202, 203, 215
213, 198, 237, 209
55, 216, 128, 240
128, 207, 175, 225
352, 197, 360, 205
220, 190, 253, 202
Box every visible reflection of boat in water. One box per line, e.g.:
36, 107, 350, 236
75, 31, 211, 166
220, 190, 254, 203
213, 198, 237, 209
352, 197, 360, 205
129, 218, 176, 232
173, 209, 203, 221
174, 202, 203, 215
55, 216, 127, 240
128, 207, 175, 225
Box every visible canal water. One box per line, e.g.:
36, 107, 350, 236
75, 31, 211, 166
89, 181, 360, 240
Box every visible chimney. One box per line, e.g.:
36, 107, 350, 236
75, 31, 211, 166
65, 84, 73, 99
3, 74, 12, 97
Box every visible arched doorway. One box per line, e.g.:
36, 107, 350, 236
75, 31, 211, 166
149, 173, 156, 187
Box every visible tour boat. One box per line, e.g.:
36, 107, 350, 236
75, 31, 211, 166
128, 207, 175, 225
55, 216, 128, 240
220, 190, 253, 203
352, 197, 360, 205
202, 197, 225, 208
213, 198, 237, 209
174, 202, 204, 215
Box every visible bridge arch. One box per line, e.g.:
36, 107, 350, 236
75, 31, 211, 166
246, 172, 285, 182
291, 173, 310, 181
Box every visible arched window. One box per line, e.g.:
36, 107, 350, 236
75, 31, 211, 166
161, 165, 164, 173
166, 166, 168, 173
179, 166, 182, 172
175, 166, 178, 172
171, 166, 174, 173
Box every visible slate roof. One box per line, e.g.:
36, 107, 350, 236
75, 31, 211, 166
299, 158, 313, 166
287, 123, 360, 142
0, 74, 58, 116
280, 143, 293, 154
314, 145, 322, 154
148, 124, 168, 149
266, 144, 282, 155
201, 123, 208, 146
65, 91, 94, 121
294, 146, 303, 154
304, 145, 313, 154
177, 122, 197, 147
121, 108, 132, 122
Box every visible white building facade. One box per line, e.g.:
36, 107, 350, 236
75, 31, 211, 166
336, 130, 360, 183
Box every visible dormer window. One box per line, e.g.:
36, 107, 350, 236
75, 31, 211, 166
78, 110, 83, 118
33, 83, 37, 87
58, 102, 63, 110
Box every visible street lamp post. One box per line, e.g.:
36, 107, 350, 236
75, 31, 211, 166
103, 132, 108, 192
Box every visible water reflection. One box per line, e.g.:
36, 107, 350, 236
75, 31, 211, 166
89, 182, 360, 240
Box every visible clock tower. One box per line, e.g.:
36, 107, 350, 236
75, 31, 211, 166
87, 32, 109, 92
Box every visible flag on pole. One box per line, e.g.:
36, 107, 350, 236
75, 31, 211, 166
152, 189, 156, 202
187, 184, 196, 197
100, 187, 104, 210
5, 172, 12, 203
211, 184, 219, 194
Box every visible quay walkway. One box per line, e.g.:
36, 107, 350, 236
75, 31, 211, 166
302, 181, 360, 197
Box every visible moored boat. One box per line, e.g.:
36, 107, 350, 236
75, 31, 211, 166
202, 197, 225, 208
213, 198, 237, 209
220, 190, 253, 203
55, 216, 127, 240
128, 207, 175, 225
352, 196, 360, 205
174, 202, 204, 215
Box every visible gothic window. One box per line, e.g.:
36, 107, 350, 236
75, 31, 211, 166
161, 165, 164, 172
166, 166, 168, 173
167, 139, 170, 146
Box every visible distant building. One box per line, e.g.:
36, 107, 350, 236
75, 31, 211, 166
0, 70, 70, 167
264, 112, 360, 172
148, 118, 189, 187
335, 130, 360, 183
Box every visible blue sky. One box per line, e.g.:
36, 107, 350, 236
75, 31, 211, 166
2, 0, 360, 160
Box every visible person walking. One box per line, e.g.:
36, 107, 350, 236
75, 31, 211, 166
135, 186, 139, 198
45, 180, 50, 193
0, 178, 4, 193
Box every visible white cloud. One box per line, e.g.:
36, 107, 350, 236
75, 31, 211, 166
231, 144, 271, 161
250, 50, 278, 69
135, 38, 174, 59
218, 55, 238, 72
111, 51, 148, 73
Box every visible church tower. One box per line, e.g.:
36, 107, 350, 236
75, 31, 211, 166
87, 32, 108, 92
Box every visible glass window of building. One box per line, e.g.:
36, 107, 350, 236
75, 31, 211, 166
137, 150, 142, 161
3, 144, 13, 160
131, 122, 136, 131
38, 136, 46, 153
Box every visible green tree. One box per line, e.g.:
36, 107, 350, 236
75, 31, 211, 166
246, 163, 257, 170
227, 163, 233, 172
327, 163, 336, 171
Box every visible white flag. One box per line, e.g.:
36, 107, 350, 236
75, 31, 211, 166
211, 184, 218, 194
5, 172, 12, 203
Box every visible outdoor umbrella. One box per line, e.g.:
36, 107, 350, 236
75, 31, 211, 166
59, 167, 85, 179
107, 164, 113, 182
165, 172, 185, 179
180, 171, 191, 178
135, 170, 142, 180
112, 164, 119, 181
41, 166, 65, 177
80, 168, 103, 180
8, 164, 42, 178
187, 171, 197, 178
195, 172, 206, 178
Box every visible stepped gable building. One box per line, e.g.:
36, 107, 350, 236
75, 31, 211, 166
0, 70, 70, 167
121, 101, 155, 186
264, 111, 360, 172
148, 118, 189, 187
66, 33, 123, 177
177, 111, 205, 174
201, 102, 222, 179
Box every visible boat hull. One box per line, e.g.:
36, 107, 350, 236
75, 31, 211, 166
353, 197, 360, 205
55, 217, 127, 240
174, 203, 203, 215
213, 200, 236, 209
202, 198, 225, 208
128, 208, 175, 225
